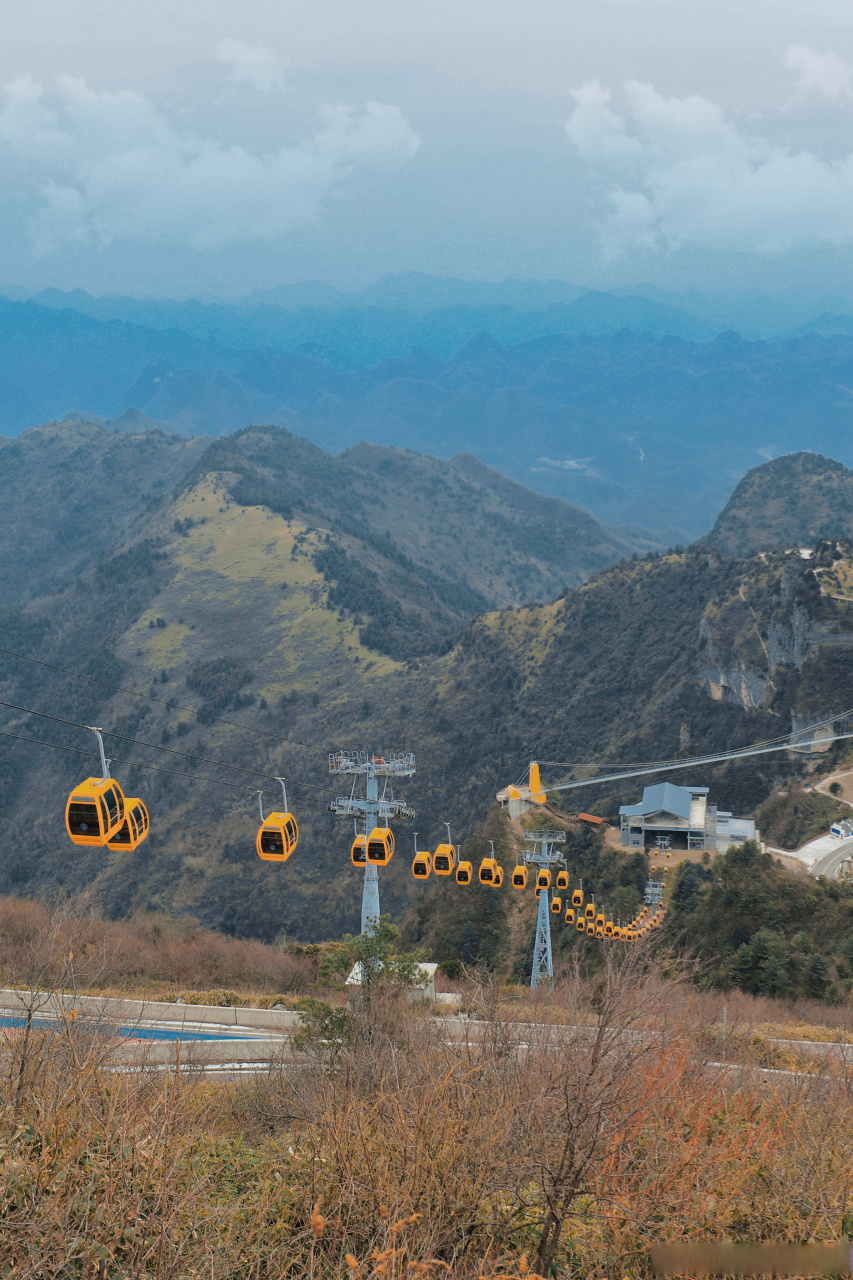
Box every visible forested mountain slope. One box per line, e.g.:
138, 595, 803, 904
0, 422, 210, 604
3, 428, 853, 944
707, 452, 853, 556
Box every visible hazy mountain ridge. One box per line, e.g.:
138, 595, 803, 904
14, 283, 715, 355
127, 330, 853, 538
11, 289, 853, 538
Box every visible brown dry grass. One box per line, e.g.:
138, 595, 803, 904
2, 941, 853, 1278
0, 896, 317, 1001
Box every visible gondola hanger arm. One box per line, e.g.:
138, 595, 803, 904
88, 727, 111, 781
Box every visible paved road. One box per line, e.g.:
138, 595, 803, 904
810, 836, 853, 878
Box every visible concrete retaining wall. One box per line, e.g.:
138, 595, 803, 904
0, 988, 302, 1032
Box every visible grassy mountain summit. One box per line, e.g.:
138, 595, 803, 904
707, 451, 853, 556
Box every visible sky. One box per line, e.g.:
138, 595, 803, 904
3, 0, 853, 297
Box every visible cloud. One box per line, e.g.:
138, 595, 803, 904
0, 77, 420, 253
216, 38, 285, 94
784, 44, 853, 101
565, 79, 853, 256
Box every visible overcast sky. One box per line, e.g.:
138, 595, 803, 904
3, 0, 853, 296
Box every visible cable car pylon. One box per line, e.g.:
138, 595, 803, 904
328, 750, 415, 934
524, 830, 567, 990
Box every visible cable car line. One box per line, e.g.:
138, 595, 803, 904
0, 644, 326, 755
0, 728, 266, 791
536, 704, 853, 780
0, 697, 285, 781
0, 697, 342, 800
542, 729, 853, 793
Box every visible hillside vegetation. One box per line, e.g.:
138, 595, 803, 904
708, 452, 853, 556
3, 433, 853, 945
667, 842, 853, 1002
2, 927, 853, 1277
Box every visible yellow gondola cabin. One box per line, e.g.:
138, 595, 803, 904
479, 856, 499, 885
412, 850, 431, 879
433, 843, 457, 875
106, 798, 150, 852
66, 777, 126, 847
367, 827, 394, 866
257, 779, 299, 863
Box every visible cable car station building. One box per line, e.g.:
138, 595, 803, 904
619, 782, 757, 852
620, 783, 711, 850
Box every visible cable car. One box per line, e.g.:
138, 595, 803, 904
412, 850, 431, 879
576, 916, 586, 932
584, 900, 595, 920
586, 920, 596, 936
556, 870, 569, 891
257, 811, 299, 863
512, 865, 528, 889
551, 895, 562, 915
613, 926, 623, 940
66, 777, 126, 847
604, 921, 614, 938
565, 907, 575, 925
256, 778, 299, 863
595, 912, 605, 932
433, 843, 457, 876
351, 835, 367, 866
479, 856, 499, 884
456, 860, 473, 885
106, 798, 149, 852
367, 827, 394, 866
65, 727, 127, 848
572, 887, 584, 907
536, 869, 551, 892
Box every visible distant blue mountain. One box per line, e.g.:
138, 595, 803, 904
16, 284, 716, 362
8, 286, 853, 538
783, 312, 853, 338
121, 328, 853, 537
0, 297, 240, 427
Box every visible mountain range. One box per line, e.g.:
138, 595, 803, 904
2, 419, 853, 944
12, 282, 853, 538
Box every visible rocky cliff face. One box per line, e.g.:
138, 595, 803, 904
697, 544, 853, 721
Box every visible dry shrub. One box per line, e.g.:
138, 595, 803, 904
2, 943, 853, 1277
228, 949, 853, 1276
0, 896, 316, 996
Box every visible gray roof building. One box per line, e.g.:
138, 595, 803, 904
619, 781, 755, 852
